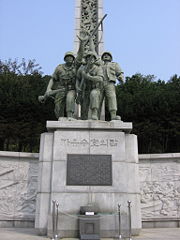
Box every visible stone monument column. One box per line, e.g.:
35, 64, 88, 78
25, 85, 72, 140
74, 0, 104, 56
74, 0, 105, 120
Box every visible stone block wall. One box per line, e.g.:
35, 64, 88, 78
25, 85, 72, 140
0, 151, 180, 228
139, 153, 180, 228
0, 151, 39, 227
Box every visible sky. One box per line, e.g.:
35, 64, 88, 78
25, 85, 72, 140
0, 0, 180, 81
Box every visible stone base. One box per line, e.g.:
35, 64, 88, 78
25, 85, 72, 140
46, 119, 132, 133
47, 212, 141, 238
0, 220, 34, 228
142, 218, 180, 228
35, 120, 141, 237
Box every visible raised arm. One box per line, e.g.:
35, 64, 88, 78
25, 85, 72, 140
76, 30, 90, 64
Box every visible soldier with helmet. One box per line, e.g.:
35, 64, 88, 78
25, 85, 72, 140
38, 30, 88, 119
76, 51, 104, 120
100, 51, 124, 120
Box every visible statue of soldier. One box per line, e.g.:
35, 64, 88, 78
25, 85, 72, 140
76, 51, 104, 120
100, 51, 124, 120
38, 30, 88, 119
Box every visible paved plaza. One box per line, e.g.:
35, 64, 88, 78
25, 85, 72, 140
0, 228, 180, 240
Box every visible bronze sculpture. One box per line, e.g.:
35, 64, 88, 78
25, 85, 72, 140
76, 51, 103, 120
38, 30, 88, 119
39, 14, 124, 121
100, 51, 124, 120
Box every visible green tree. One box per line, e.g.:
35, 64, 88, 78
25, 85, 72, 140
0, 59, 55, 152
1, 59, 180, 154
116, 73, 180, 153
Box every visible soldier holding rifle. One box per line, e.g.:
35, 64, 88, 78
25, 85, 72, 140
38, 30, 88, 120
76, 14, 107, 120
76, 51, 103, 120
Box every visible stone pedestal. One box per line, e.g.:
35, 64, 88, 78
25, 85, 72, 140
79, 215, 100, 240
35, 120, 141, 237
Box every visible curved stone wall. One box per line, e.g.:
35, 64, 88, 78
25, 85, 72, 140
0, 151, 179, 228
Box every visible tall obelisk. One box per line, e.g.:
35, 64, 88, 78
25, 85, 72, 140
74, 0, 105, 119
74, 0, 104, 56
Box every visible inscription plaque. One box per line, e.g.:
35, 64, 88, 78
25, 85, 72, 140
67, 154, 112, 186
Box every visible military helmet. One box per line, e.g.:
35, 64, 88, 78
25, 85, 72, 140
85, 51, 97, 59
101, 51, 113, 61
64, 51, 75, 60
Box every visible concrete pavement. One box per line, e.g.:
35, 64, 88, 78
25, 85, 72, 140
0, 228, 180, 240
133, 228, 180, 239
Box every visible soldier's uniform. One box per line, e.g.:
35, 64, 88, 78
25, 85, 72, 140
76, 54, 103, 120
89, 63, 104, 120
76, 64, 92, 120
100, 52, 124, 120
50, 52, 81, 119
52, 63, 76, 118
40, 31, 88, 119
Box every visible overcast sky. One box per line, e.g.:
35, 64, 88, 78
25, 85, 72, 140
0, 0, 180, 81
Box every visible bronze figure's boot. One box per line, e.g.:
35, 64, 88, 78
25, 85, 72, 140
91, 108, 98, 120
67, 111, 74, 119
110, 110, 121, 120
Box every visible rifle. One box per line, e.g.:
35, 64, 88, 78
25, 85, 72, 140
76, 14, 107, 119
38, 88, 66, 103
84, 14, 107, 46
76, 54, 97, 119
77, 13, 107, 93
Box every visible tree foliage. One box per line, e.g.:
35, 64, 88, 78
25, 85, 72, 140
0, 59, 55, 152
0, 59, 179, 153
116, 73, 180, 153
